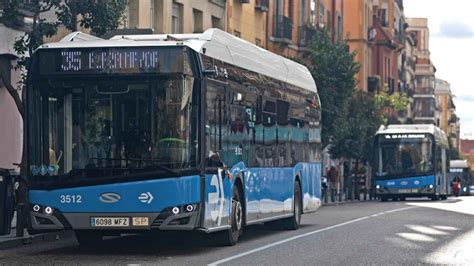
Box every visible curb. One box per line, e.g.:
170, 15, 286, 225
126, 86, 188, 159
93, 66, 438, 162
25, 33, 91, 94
0, 230, 74, 251
322, 199, 378, 206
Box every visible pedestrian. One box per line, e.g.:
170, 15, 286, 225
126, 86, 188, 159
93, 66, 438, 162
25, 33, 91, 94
327, 166, 339, 202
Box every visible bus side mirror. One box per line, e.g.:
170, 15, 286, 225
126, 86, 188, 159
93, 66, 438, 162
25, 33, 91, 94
203, 69, 216, 76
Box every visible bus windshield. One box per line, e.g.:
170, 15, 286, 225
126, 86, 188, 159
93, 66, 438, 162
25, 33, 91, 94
375, 135, 434, 178
27, 75, 198, 179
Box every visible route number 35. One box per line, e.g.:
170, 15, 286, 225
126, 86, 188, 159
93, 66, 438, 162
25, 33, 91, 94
60, 194, 82, 204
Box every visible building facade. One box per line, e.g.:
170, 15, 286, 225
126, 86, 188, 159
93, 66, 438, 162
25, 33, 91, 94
343, 0, 373, 92
126, 0, 227, 34
435, 78, 460, 152
227, 0, 268, 48
406, 17, 438, 126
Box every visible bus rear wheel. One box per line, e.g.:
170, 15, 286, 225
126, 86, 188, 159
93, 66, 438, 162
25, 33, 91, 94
75, 230, 103, 246
218, 185, 243, 246
281, 180, 302, 230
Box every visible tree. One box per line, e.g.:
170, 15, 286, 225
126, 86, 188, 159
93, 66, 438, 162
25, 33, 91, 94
374, 91, 410, 124
0, 0, 126, 175
56, 0, 127, 37
304, 28, 360, 152
330, 91, 384, 165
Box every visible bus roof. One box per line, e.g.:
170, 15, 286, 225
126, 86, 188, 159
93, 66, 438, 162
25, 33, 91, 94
37, 29, 317, 93
376, 124, 449, 146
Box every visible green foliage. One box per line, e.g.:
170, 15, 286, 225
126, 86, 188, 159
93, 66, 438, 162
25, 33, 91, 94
330, 91, 384, 163
0, 0, 23, 28
374, 91, 409, 112
56, 0, 126, 37
305, 28, 360, 152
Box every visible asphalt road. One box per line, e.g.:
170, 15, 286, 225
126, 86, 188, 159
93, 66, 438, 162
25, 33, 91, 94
1, 197, 473, 265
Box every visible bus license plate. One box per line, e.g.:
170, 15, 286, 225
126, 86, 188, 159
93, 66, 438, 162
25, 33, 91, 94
91, 217, 129, 227
132, 217, 149, 226
399, 189, 418, 193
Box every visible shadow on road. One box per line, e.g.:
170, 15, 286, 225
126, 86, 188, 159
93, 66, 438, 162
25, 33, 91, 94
40, 223, 312, 257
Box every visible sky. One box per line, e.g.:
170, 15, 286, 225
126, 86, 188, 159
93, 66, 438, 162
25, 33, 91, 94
404, 0, 474, 139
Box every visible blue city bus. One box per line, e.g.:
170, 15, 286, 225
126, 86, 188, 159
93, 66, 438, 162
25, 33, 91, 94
374, 124, 449, 201
25, 29, 322, 245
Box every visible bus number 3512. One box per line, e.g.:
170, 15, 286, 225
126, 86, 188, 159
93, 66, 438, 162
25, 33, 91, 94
60, 195, 82, 204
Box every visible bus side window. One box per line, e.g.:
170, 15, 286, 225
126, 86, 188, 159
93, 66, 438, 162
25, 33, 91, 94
205, 79, 225, 167
262, 98, 276, 167
276, 100, 290, 166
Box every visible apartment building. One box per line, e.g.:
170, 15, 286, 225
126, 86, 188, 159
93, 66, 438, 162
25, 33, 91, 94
406, 17, 438, 125
227, 0, 268, 48
435, 79, 460, 151
126, 0, 227, 34
343, 0, 373, 92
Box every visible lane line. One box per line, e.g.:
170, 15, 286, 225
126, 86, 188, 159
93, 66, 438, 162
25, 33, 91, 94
208, 206, 418, 266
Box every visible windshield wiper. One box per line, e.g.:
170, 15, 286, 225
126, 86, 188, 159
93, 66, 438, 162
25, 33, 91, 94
89, 157, 182, 176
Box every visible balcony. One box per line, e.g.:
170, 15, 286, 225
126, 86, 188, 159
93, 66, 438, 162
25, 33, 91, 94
297, 25, 317, 47
414, 86, 434, 95
209, 0, 226, 7
415, 64, 435, 76
272, 15, 293, 43
255, 0, 269, 12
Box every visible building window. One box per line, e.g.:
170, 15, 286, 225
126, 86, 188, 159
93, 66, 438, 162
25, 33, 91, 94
123, 4, 130, 28
212, 15, 224, 30
318, 1, 324, 24
255, 38, 262, 47
288, 0, 293, 18
310, 0, 316, 26
299, 0, 306, 26
326, 10, 332, 30
150, 0, 154, 30
172, 3, 182, 34
193, 9, 203, 33
337, 15, 342, 41
233, 30, 241, 38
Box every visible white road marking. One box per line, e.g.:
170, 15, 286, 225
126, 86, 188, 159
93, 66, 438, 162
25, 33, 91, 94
208, 206, 418, 266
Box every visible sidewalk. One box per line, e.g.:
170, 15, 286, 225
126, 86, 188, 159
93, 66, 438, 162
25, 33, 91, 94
0, 212, 73, 250
321, 191, 378, 206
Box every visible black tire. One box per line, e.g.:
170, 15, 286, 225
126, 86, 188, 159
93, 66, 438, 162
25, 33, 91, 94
431, 195, 439, 201
381, 196, 388, 202
399, 197, 406, 201
75, 230, 103, 246
218, 185, 243, 246
281, 180, 302, 230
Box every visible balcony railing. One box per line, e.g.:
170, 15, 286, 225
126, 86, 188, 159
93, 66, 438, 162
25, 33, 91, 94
255, 0, 269, 12
297, 25, 317, 47
273, 15, 293, 42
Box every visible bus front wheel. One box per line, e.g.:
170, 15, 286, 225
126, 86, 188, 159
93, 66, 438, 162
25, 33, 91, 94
218, 185, 243, 246
75, 230, 103, 246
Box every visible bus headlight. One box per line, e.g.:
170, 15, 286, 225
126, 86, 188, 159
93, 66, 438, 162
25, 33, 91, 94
376, 185, 381, 189
429, 184, 434, 189
33, 205, 41, 212
463, 187, 467, 192
44, 206, 53, 215
172, 207, 180, 215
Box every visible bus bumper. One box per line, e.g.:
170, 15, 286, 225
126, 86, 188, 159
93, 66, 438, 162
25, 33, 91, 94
376, 187, 436, 198
29, 203, 201, 232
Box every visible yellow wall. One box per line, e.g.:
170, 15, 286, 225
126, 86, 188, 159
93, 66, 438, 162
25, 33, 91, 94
227, 0, 267, 48
344, 0, 372, 91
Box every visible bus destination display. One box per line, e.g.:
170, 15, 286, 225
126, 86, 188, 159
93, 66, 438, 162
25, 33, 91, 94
39, 47, 183, 75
